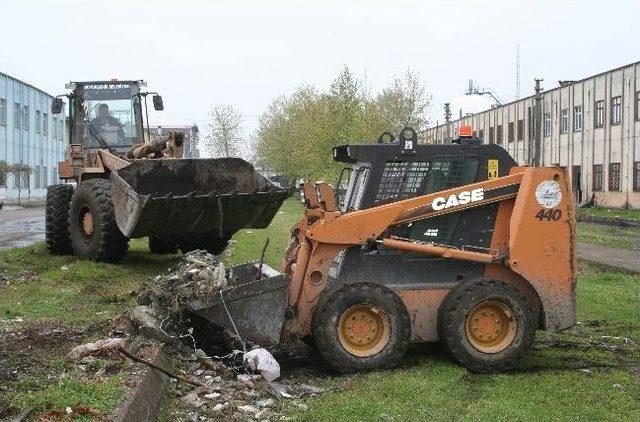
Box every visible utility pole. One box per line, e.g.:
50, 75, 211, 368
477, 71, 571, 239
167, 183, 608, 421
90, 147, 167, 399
533, 78, 544, 166
444, 103, 451, 144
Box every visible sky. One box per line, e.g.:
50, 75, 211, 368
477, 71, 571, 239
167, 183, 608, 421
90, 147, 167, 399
1, 0, 638, 150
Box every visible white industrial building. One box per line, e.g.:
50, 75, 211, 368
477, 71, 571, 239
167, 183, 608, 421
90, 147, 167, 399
0, 71, 66, 204
423, 61, 640, 209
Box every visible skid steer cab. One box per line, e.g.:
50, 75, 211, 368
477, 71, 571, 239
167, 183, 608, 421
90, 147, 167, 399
45, 80, 288, 262
190, 126, 577, 373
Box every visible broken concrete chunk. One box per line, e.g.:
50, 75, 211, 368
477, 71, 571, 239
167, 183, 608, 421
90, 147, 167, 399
237, 404, 259, 415
243, 348, 281, 382
67, 338, 125, 362
129, 305, 171, 342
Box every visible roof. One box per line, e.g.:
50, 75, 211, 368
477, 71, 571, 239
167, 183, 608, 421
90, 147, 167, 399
0, 70, 59, 99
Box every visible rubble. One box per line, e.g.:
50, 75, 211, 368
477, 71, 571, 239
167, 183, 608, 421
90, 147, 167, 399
67, 338, 125, 362
244, 348, 281, 382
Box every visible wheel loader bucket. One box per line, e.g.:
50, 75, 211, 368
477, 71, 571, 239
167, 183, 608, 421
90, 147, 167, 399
109, 158, 289, 239
187, 262, 289, 346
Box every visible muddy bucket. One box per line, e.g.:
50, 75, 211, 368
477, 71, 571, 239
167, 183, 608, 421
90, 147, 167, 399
187, 262, 289, 346
109, 158, 289, 239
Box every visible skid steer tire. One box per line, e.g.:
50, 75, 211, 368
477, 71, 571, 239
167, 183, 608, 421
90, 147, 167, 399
69, 179, 128, 263
148, 236, 179, 254
179, 235, 230, 256
312, 283, 411, 373
437, 279, 536, 373
45, 184, 74, 255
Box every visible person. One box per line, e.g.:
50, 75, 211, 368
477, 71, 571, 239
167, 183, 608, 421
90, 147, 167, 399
89, 103, 125, 146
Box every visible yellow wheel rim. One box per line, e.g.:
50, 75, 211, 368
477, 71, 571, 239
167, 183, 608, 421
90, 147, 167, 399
465, 300, 517, 354
338, 304, 391, 357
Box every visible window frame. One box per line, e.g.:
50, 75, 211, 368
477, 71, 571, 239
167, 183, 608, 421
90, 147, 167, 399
543, 112, 551, 137
608, 162, 621, 191
611, 96, 621, 125
508, 121, 514, 143
0, 98, 6, 126
592, 164, 603, 192
595, 100, 605, 128
14, 103, 21, 129
573, 105, 583, 131
560, 109, 569, 133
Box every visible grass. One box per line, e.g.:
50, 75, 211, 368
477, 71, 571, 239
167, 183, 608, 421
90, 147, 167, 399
1, 198, 639, 420
578, 206, 640, 222
577, 222, 640, 251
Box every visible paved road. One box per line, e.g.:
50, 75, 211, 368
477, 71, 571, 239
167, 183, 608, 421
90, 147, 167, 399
578, 242, 640, 273
0, 206, 46, 250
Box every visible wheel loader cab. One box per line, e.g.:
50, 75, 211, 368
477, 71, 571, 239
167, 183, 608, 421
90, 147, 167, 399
67, 81, 146, 154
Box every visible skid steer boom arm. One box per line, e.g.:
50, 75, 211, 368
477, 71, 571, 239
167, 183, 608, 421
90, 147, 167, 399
284, 165, 576, 337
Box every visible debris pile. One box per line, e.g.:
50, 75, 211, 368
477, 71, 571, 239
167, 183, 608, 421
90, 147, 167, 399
66, 250, 328, 420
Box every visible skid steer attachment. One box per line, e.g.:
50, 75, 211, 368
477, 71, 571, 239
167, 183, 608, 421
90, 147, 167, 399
189, 127, 577, 374
111, 158, 289, 239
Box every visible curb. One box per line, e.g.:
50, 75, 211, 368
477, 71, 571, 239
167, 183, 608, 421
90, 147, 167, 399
113, 346, 169, 422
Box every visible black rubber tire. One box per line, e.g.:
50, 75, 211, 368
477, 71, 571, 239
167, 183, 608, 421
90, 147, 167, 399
179, 234, 230, 255
148, 236, 179, 254
69, 179, 128, 263
437, 279, 536, 373
45, 184, 74, 255
312, 283, 411, 373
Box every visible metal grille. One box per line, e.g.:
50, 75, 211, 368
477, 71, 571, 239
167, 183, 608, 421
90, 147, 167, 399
496, 125, 503, 144
488, 127, 494, 144
508, 122, 515, 142
375, 161, 430, 204
593, 164, 603, 192
517, 119, 524, 141
634, 162, 640, 192
609, 163, 620, 191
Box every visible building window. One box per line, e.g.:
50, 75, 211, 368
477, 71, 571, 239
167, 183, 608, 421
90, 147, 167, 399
14, 103, 21, 129
478, 129, 484, 141
22, 105, 29, 130
35, 110, 41, 133
0, 99, 6, 125
560, 109, 569, 133
636, 92, 640, 121
488, 126, 495, 144
595, 100, 605, 127
611, 96, 621, 125
634, 162, 640, 192
43, 113, 48, 136
517, 119, 524, 141
609, 163, 620, 191
593, 165, 603, 192
543, 112, 551, 137
58, 120, 63, 140
573, 105, 582, 131
508, 121, 514, 143
496, 124, 503, 145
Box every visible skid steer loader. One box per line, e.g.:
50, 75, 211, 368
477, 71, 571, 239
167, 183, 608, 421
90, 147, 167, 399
46, 80, 288, 262
189, 126, 577, 373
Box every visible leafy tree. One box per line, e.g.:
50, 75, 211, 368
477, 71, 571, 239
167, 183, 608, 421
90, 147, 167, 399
204, 104, 243, 158
375, 68, 431, 132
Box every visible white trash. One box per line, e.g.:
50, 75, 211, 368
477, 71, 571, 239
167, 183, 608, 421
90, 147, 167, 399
243, 347, 281, 382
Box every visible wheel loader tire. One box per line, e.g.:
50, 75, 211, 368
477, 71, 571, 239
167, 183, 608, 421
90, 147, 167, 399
148, 236, 179, 254
45, 184, 74, 255
179, 235, 230, 255
437, 279, 536, 373
69, 179, 128, 263
312, 283, 411, 373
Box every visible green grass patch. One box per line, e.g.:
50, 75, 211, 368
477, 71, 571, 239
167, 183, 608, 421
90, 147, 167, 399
13, 376, 125, 416
578, 206, 640, 222
0, 239, 178, 326
578, 222, 640, 251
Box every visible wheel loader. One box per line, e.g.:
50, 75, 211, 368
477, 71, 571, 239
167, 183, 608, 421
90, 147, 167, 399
188, 126, 577, 373
46, 80, 288, 262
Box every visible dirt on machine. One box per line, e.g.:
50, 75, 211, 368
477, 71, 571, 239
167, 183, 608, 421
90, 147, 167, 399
186, 126, 577, 374
45, 80, 288, 262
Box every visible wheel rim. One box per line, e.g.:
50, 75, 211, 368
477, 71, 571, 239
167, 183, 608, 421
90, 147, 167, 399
337, 304, 391, 357
80, 207, 94, 237
465, 300, 517, 354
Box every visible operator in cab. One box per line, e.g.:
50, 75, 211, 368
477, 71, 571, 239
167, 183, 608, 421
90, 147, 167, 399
89, 103, 125, 146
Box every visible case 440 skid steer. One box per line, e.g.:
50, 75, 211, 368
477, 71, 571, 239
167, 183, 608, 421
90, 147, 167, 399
189, 126, 577, 373
45, 80, 288, 262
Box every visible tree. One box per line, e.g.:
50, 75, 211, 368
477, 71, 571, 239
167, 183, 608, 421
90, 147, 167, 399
375, 69, 432, 132
204, 104, 243, 158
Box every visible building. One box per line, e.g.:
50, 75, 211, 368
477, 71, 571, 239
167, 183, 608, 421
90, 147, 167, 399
423, 61, 640, 209
146, 125, 200, 158
0, 71, 67, 204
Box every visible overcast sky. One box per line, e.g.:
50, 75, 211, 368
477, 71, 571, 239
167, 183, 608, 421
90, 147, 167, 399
1, 0, 638, 143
